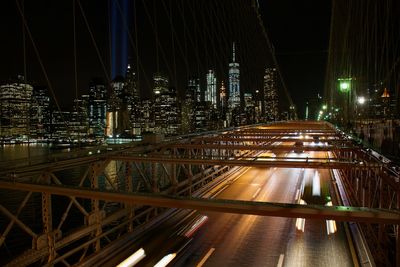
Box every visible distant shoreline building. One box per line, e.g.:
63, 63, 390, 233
0, 76, 33, 138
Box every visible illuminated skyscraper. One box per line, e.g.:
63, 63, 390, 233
182, 78, 200, 133
165, 87, 180, 135
0, 76, 33, 137
181, 88, 194, 134
31, 86, 50, 139
263, 67, 279, 121
106, 76, 125, 137
72, 95, 89, 140
188, 77, 201, 103
125, 64, 141, 135
153, 73, 170, 134
125, 64, 139, 103
153, 73, 169, 96
206, 70, 217, 108
88, 78, 107, 138
187, 77, 207, 132
228, 42, 240, 109
139, 98, 154, 133
244, 93, 256, 124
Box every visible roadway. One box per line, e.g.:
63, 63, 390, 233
174, 151, 354, 267
112, 150, 355, 266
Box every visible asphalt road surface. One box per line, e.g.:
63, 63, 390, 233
174, 151, 354, 267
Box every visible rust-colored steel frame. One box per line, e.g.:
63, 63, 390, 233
1, 122, 400, 266
0, 181, 399, 224
160, 143, 356, 152
0, 153, 234, 266
111, 154, 372, 169
232, 131, 337, 136
192, 136, 352, 144
332, 148, 400, 266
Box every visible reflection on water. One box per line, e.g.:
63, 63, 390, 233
0, 143, 53, 161
104, 160, 119, 189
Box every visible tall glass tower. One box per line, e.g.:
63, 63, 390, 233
228, 42, 240, 109
206, 70, 217, 108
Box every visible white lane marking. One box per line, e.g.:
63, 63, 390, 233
294, 189, 299, 201
277, 253, 285, 267
196, 247, 216, 267
252, 188, 261, 199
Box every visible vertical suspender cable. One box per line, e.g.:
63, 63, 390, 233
15, 0, 69, 137
324, 0, 336, 108
153, 0, 159, 74
134, 0, 140, 94
76, 0, 111, 83
20, 0, 31, 159
251, 0, 295, 115
141, 0, 174, 81
108, 0, 113, 79
72, 0, 81, 145
168, 1, 178, 90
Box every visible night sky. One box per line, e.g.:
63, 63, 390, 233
260, 0, 331, 117
0, 0, 331, 118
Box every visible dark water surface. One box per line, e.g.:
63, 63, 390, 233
0, 143, 54, 161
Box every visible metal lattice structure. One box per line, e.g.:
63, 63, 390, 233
0, 121, 399, 266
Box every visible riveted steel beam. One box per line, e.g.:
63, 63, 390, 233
0, 181, 399, 224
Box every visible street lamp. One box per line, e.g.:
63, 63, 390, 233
337, 78, 352, 127
357, 96, 365, 105
339, 81, 350, 92
338, 78, 351, 93
356, 96, 366, 128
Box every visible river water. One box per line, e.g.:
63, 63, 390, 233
0, 143, 54, 161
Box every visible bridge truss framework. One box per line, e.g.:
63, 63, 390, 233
0, 121, 399, 266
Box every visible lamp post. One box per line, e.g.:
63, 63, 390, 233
357, 96, 365, 121
338, 78, 352, 128
356, 96, 366, 137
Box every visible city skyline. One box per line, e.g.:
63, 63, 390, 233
1, 2, 400, 266
0, 40, 285, 141
0, 0, 333, 118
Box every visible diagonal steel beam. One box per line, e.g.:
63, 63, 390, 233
0, 181, 399, 224
0, 204, 38, 240
134, 162, 152, 191
0, 192, 32, 247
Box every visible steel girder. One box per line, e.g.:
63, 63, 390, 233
1, 122, 400, 266
0, 181, 399, 224
190, 136, 353, 143
331, 149, 400, 266
0, 154, 232, 266
110, 154, 376, 169
159, 143, 356, 152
